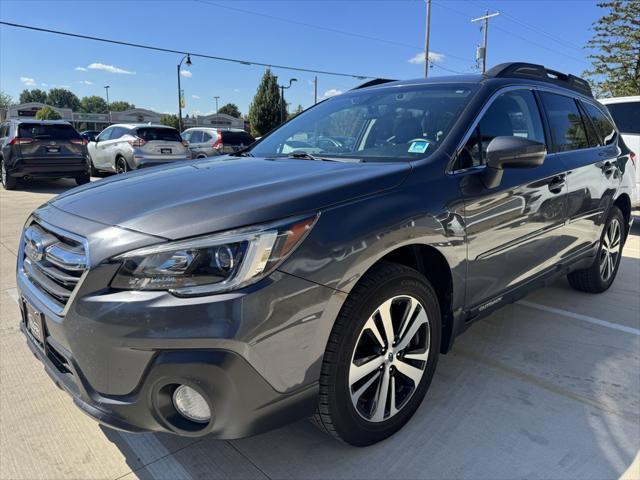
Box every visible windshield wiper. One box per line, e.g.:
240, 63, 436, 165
286, 152, 362, 163
287, 152, 320, 160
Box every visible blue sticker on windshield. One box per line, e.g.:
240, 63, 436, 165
408, 140, 429, 154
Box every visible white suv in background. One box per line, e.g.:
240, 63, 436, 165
87, 124, 191, 174
599, 96, 639, 206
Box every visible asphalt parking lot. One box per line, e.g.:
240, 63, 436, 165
1, 178, 639, 480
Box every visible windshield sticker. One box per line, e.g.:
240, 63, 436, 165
408, 140, 429, 154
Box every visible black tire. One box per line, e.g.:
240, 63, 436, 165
116, 157, 129, 174
567, 206, 625, 293
1, 158, 17, 190
90, 159, 99, 177
75, 172, 91, 186
312, 261, 441, 446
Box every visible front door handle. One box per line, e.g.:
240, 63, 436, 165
548, 174, 566, 194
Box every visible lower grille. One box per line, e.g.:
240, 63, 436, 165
20, 220, 88, 314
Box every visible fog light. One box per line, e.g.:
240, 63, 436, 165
172, 385, 211, 423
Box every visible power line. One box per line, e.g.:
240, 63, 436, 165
0, 21, 375, 79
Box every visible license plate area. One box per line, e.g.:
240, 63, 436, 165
46, 147, 60, 153
23, 298, 46, 350
160, 148, 172, 154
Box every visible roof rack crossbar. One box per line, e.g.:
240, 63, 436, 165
485, 62, 593, 98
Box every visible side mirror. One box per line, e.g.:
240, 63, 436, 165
483, 136, 546, 188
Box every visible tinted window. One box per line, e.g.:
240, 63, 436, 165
18, 123, 81, 140
584, 102, 618, 143
459, 89, 545, 168
578, 104, 600, 147
110, 127, 130, 140
221, 131, 254, 146
250, 84, 475, 162
540, 92, 590, 152
97, 127, 113, 141
189, 131, 203, 143
0, 123, 8, 138
202, 132, 213, 142
136, 127, 182, 142
604, 102, 638, 135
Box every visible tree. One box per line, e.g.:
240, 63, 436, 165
80, 95, 109, 113
248, 69, 282, 137
35, 106, 62, 120
288, 104, 304, 120
0, 91, 12, 110
109, 101, 135, 112
46, 88, 81, 111
584, 1, 640, 97
19, 88, 48, 104
160, 114, 180, 130
218, 103, 241, 118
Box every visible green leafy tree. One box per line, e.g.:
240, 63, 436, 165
46, 88, 81, 111
248, 69, 282, 136
109, 101, 135, 112
218, 103, 241, 118
19, 88, 48, 104
0, 91, 12, 110
584, 1, 640, 97
35, 106, 62, 120
80, 95, 109, 113
160, 114, 180, 130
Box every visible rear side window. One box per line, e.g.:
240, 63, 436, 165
540, 92, 590, 152
202, 132, 213, 142
584, 102, 618, 144
18, 123, 81, 140
136, 127, 182, 142
189, 131, 203, 143
459, 89, 545, 169
221, 130, 255, 146
604, 102, 638, 135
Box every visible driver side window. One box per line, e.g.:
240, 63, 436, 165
458, 90, 545, 169
97, 128, 113, 142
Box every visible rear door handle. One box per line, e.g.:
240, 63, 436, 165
548, 174, 566, 194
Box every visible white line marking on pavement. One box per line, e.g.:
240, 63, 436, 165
519, 300, 640, 336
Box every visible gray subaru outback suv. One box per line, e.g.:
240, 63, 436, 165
17, 63, 635, 446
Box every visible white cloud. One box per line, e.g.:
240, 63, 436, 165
191, 95, 200, 99
233, 88, 240, 92
41, 83, 48, 87
75, 67, 88, 72
180, 70, 192, 78
79, 80, 94, 85
88, 63, 135, 75
408, 51, 445, 65
20, 76, 36, 86
323, 88, 343, 98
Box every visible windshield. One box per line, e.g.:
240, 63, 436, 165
250, 83, 475, 162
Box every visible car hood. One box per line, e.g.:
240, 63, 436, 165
49, 156, 411, 239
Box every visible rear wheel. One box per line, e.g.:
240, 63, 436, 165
312, 262, 441, 446
75, 172, 91, 185
90, 159, 99, 176
116, 157, 129, 174
567, 206, 624, 293
1, 159, 17, 190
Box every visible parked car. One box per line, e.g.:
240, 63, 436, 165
599, 96, 639, 206
0, 120, 90, 190
182, 127, 255, 157
17, 63, 635, 446
80, 130, 101, 142
87, 124, 190, 174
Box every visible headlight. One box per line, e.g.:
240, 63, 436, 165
110, 214, 318, 296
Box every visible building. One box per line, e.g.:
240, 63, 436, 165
183, 112, 244, 129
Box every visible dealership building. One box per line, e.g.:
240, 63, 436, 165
1, 103, 246, 131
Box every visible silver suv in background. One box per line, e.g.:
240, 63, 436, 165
87, 124, 191, 174
182, 127, 255, 158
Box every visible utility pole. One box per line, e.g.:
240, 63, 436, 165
314, 76, 318, 104
424, 0, 431, 78
471, 10, 500, 73
213, 96, 220, 126
104, 85, 111, 124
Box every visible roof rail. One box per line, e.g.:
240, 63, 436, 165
485, 62, 593, 98
351, 78, 396, 90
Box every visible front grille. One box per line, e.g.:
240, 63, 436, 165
20, 221, 87, 314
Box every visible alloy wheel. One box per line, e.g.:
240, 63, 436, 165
600, 217, 621, 282
116, 158, 128, 174
349, 295, 430, 423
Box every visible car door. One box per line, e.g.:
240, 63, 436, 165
539, 92, 619, 255
90, 127, 113, 169
457, 88, 571, 309
189, 130, 204, 157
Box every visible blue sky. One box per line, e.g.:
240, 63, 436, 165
1, 0, 602, 116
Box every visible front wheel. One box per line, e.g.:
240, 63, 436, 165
312, 262, 441, 446
567, 206, 625, 293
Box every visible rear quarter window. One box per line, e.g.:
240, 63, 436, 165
18, 123, 81, 140
136, 127, 182, 142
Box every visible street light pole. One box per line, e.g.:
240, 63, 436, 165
177, 54, 192, 132
104, 85, 111, 124
213, 96, 220, 126
278, 78, 297, 124
424, 0, 431, 78
471, 11, 500, 73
